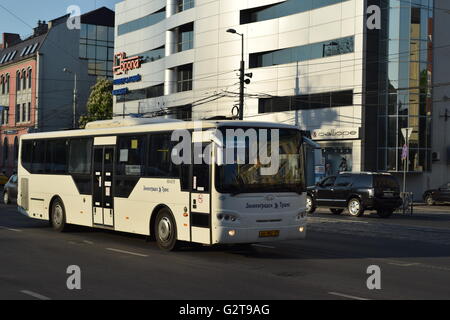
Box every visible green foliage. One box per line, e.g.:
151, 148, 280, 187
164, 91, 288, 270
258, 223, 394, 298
79, 78, 113, 128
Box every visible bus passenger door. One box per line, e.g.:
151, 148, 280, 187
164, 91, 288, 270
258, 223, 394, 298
190, 142, 212, 245
93, 146, 115, 227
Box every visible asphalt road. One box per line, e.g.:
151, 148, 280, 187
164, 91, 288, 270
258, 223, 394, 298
1, 203, 450, 300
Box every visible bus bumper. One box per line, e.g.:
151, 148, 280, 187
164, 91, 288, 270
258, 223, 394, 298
214, 224, 307, 244
17, 206, 31, 218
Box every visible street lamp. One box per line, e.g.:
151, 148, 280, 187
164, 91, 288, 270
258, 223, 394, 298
63, 68, 78, 129
227, 28, 246, 120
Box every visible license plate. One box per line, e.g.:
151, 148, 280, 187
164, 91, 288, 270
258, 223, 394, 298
384, 192, 394, 198
259, 230, 280, 238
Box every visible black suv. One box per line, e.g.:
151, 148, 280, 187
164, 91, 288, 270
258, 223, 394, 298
306, 172, 402, 218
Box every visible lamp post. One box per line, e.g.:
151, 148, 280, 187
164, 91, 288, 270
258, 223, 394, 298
227, 28, 245, 120
63, 68, 77, 129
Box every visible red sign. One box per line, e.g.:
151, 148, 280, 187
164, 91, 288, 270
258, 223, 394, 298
113, 52, 143, 76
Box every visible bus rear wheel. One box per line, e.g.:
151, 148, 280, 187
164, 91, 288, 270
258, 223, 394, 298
154, 208, 179, 251
51, 198, 67, 232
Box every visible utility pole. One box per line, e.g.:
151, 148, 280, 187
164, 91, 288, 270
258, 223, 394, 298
227, 29, 252, 120
63, 68, 78, 129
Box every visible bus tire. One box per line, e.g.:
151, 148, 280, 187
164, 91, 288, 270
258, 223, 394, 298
51, 198, 68, 232
154, 208, 179, 251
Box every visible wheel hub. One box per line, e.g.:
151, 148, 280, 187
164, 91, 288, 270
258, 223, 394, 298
158, 217, 172, 242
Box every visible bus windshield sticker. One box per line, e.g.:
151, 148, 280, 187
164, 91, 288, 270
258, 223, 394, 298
120, 149, 129, 162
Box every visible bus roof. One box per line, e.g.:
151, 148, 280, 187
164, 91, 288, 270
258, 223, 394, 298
20, 119, 300, 140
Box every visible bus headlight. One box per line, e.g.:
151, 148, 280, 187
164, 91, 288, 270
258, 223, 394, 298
228, 230, 236, 237
299, 227, 305, 233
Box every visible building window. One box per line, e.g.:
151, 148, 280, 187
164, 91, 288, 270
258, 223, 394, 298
176, 0, 195, 13
116, 84, 164, 103
2, 74, 10, 94
22, 70, 27, 90
117, 7, 166, 36
80, 24, 115, 77
27, 102, 31, 122
1, 107, 8, 125
258, 90, 354, 113
1, 75, 5, 95
21, 103, 26, 123
176, 64, 193, 93
28, 69, 32, 89
176, 23, 194, 53
16, 71, 21, 91
240, 0, 348, 25
15, 104, 20, 124
249, 36, 354, 68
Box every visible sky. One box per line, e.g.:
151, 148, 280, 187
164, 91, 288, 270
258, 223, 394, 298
0, 0, 122, 39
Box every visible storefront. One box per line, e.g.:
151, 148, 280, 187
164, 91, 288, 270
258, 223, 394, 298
311, 127, 362, 178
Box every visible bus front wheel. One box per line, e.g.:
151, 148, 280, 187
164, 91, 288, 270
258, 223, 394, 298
154, 208, 179, 251
51, 198, 67, 232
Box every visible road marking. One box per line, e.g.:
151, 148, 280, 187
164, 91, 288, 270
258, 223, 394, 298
106, 248, 148, 257
0, 226, 22, 232
328, 292, 370, 300
388, 262, 421, 267
20, 290, 51, 300
251, 244, 276, 249
83, 240, 94, 245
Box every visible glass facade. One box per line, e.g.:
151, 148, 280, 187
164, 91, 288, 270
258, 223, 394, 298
240, 0, 349, 24
80, 24, 115, 77
249, 36, 354, 68
176, 0, 195, 13
377, 0, 433, 172
117, 8, 166, 36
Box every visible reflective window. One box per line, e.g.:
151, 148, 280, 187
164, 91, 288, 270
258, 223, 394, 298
69, 139, 93, 174
117, 8, 166, 36
148, 133, 179, 177
176, 64, 193, 93
250, 37, 354, 68
240, 0, 348, 24
117, 135, 146, 176
176, 0, 195, 13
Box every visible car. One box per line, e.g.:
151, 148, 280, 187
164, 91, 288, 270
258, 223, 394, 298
423, 183, 450, 206
306, 172, 403, 218
3, 174, 18, 205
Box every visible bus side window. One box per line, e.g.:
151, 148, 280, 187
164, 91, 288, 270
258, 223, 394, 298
21, 141, 33, 172
147, 133, 179, 178
31, 140, 46, 174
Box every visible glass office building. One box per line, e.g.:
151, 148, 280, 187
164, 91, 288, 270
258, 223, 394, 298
79, 7, 115, 78
376, 0, 434, 172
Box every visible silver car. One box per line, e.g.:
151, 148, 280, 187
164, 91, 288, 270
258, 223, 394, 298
3, 174, 18, 205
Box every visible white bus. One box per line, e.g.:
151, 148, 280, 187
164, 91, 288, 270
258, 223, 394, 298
17, 119, 307, 250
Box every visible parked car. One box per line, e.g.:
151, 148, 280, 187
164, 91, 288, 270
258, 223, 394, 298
3, 174, 18, 205
306, 172, 403, 218
423, 183, 450, 205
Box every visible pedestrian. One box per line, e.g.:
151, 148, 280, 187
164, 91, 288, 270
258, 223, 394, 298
339, 158, 348, 172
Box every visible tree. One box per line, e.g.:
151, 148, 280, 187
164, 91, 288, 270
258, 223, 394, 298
79, 78, 113, 128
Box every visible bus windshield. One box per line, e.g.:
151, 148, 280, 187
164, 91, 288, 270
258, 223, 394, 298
216, 128, 305, 194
